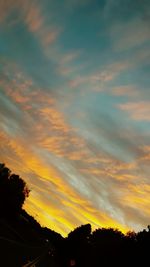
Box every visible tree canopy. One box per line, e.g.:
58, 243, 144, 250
0, 163, 30, 217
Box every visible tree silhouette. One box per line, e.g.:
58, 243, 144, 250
0, 163, 30, 217
68, 223, 91, 241
89, 228, 125, 267
65, 224, 92, 267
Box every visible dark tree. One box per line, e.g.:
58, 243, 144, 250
90, 228, 125, 267
65, 224, 92, 267
68, 223, 91, 241
0, 163, 30, 217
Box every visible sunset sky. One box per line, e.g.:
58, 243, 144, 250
0, 0, 150, 236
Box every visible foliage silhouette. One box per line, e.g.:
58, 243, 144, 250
0, 163, 30, 217
64, 224, 92, 266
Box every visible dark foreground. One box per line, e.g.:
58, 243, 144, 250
1, 164, 150, 266
1, 215, 150, 267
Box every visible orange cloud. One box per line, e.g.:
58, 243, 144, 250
111, 85, 139, 97
0, 127, 131, 236
22, 2, 60, 47
121, 183, 150, 217
68, 60, 130, 90
1, 63, 150, 235
0, 0, 60, 48
118, 101, 150, 121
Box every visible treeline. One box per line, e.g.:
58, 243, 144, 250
0, 163, 150, 266
59, 224, 150, 266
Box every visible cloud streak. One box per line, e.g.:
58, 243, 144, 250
0, 0, 150, 236
118, 101, 150, 121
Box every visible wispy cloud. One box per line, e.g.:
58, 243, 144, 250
118, 101, 150, 121
0, 0, 60, 48
23, 2, 60, 47
0, 0, 150, 236
110, 85, 140, 98
68, 60, 130, 90
111, 17, 150, 51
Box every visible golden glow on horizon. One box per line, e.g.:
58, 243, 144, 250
0, 127, 147, 236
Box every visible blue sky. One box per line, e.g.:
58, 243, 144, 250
0, 0, 150, 235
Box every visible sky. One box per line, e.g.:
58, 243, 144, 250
0, 0, 150, 236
